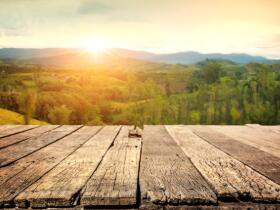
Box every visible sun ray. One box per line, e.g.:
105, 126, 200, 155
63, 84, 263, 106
83, 38, 107, 53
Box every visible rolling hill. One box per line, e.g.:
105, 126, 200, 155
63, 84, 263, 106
0, 108, 48, 125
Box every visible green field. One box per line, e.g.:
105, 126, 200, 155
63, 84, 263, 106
0, 108, 48, 125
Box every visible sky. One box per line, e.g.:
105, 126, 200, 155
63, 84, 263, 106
0, 0, 280, 58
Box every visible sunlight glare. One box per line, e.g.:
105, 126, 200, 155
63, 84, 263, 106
84, 39, 107, 53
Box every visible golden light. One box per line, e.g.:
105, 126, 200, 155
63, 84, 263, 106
83, 38, 108, 53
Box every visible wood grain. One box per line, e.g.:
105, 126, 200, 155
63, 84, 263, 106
191, 125, 280, 186
0, 125, 59, 149
140, 125, 217, 206
162, 203, 280, 210
246, 124, 280, 143
246, 124, 280, 133
0, 125, 80, 167
0, 125, 38, 138
15, 126, 121, 208
167, 126, 280, 203
0, 125, 279, 209
81, 126, 141, 207
261, 125, 280, 134
261, 126, 280, 134
0, 126, 99, 207
210, 125, 280, 158
0, 125, 22, 133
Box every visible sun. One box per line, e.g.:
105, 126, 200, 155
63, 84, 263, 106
84, 39, 107, 53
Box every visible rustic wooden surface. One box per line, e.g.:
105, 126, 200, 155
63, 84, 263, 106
0, 125, 81, 167
210, 125, 280, 158
167, 126, 280, 202
15, 126, 105, 208
0, 125, 38, 138
140, 125, 217, 206
81, 126, 141, 207
0, 124, 279, 209
0, 125, 59, 149
192, 126, 280, 185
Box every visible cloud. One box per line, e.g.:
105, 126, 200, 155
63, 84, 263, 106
77, 0, 112, 15
76, 0, 148, 22
0, 19, 30, 37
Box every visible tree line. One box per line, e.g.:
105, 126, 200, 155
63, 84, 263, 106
0, 60, 279, 126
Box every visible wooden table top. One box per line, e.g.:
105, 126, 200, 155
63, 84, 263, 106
0, 124, 279, 209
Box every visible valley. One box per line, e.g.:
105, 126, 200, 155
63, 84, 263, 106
0, 50, 279, 126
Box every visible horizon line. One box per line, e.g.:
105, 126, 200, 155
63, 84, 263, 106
0, 47, 279, 60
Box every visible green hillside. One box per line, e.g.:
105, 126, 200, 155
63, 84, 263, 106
0, 108, 48, 125
0, 58, 280, 126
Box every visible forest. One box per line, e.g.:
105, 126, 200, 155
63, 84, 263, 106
0, 59, 280, 126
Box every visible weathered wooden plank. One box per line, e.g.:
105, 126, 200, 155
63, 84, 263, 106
246, 124, 280, 141
261, 126, 280, 134
0, 125, 38, 138
190, 125, 280, 186
0, 126, 101, 207
244, 124, 280, 146
246, 124, 280, 132
167, 126, 280, 203
0, 125, 59, 149
139, 125, 217, 207
0, 125, 81, 167
81, 126, 142, 207
15, 126, 121, 208
0, 125, 22, 133
210, 125, 280, 158
162, 203, 280, 210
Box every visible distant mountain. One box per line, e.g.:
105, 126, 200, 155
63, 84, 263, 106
0, 48, 75, 59
109, 48, 155, 60
147, 51, 279, 64
0, 48, 279, 65
101, 49, 279, 64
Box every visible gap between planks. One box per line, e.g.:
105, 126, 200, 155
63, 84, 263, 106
80, 126, 142, 208
166, 125, 280, 203
0, 125, 39, 138
15, 126, 122, 208
191, 125, 280, 186
210, 125, 280, 158
0, 125, 60, 149
0, 126, 101, 207
140, 125, 217, 207
0, 125, 279, 209
0, 125, 81, 167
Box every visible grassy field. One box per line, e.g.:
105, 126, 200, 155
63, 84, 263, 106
0, 108, 48, 125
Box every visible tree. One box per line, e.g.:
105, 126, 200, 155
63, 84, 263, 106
19, 90, 37, 125
48, 105, 72, 124
203, 62, 223, 84
190, 111, 201, 124
165, 79, 172, 97
230, 107, 241, 124
206, 103, 215, 124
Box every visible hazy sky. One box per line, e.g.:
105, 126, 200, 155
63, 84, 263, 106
0, 0, 280, 58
